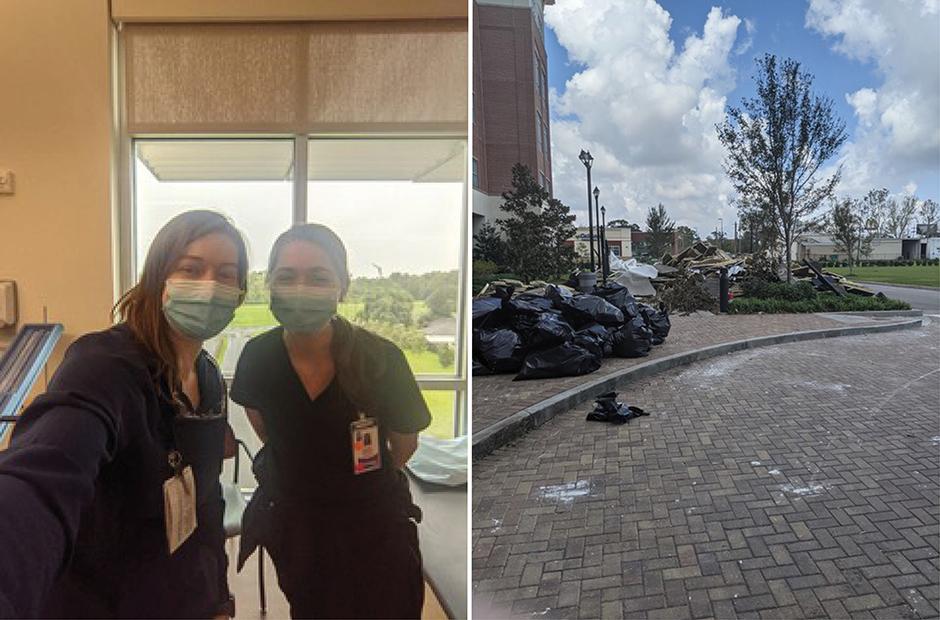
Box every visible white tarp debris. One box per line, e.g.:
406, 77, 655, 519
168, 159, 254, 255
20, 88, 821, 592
608, 254, 658, 296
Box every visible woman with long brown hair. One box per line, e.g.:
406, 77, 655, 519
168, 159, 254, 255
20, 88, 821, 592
232, 224, 431, 619
0, 210, 246, 618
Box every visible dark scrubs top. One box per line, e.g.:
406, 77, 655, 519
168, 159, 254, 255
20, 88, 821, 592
0, 325, 231, 619
230, 324, 431, 516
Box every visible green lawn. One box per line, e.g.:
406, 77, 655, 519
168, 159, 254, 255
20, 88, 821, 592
829, 265, 940, 288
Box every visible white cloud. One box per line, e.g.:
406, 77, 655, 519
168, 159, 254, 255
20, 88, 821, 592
806, 0, 940, 197
545, 1, 744, 237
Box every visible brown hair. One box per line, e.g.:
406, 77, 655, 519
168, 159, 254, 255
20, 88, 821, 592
267, 224, 383, 411
114, 210, 248, 391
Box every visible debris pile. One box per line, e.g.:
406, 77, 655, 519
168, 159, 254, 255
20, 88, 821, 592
472, 282, 671, 381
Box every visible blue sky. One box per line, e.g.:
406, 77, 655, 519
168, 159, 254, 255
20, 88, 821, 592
544, 0, 939, 238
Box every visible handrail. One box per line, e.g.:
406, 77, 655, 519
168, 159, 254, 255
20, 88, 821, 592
0, 324, 64, 445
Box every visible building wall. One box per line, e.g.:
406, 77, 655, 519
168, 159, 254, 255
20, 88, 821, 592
0, 0, 114, 370
472, 0, 552, 225
798, 238, 904, 262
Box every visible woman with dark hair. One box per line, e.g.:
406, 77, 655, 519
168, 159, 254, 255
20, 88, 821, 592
0, 210, 246, 618
232, 224, 431, 619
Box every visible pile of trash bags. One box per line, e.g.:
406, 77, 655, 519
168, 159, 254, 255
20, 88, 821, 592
473, 282, 671, 381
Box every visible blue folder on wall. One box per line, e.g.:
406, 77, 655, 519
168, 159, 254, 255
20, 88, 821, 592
0, 324, 63, 445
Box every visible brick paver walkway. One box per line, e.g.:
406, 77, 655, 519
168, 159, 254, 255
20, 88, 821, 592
473, 313, 892, 432
472, 318, 939, 619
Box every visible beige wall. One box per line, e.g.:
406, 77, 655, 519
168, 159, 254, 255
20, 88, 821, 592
0, 0, 114, 371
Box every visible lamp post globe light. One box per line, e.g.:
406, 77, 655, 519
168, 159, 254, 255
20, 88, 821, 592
579, 150, 595, 272
593, 186, 601, 273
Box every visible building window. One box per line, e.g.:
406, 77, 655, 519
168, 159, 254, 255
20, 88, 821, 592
472, 157, 479, 188
537, 112, 543, 153
611, 245, 621, 257
542, 118, 548, 156
472, 91, 475, 125
540, 172, 546, 188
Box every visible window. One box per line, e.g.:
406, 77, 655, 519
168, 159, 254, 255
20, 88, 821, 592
537, 112, 543, 152
307, 138, 466, 438
540, 172, 546, 188
133, 139, 295, 364
472, 157, 480, 189
611, 245, 621, 257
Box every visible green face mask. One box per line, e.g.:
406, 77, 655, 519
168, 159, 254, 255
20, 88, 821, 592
162, 279, 242, 341
270, 285, 338, 334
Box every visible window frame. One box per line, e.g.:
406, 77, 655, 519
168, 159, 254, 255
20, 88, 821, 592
120, 134, 469, 438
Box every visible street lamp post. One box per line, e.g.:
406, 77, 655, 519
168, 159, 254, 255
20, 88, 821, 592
600, 205, 608, 278
579, 150, 595, 272
593, 186, 601, 272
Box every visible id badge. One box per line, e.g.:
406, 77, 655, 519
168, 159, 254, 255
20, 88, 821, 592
351, 415, 382, 475
163, 464, 197, 554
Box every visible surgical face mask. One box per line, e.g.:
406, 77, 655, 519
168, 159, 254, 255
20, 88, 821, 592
270, 285, 339, 334
162, 279, 242, 341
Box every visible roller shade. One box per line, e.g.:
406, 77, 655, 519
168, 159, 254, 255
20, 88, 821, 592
124, 21, 468, 133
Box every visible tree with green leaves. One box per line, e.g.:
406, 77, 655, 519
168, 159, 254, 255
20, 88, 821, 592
827, 197, 867, 272
675, 225, 698, 252
356, 284, 414, 326
606, 219, 641, 231
645, 203, 676, 259
717, 54, 847, 282
472, 221, 507, 267
497, 163, 577, 282
884, 194, 917, 238
920, 199, 939, 237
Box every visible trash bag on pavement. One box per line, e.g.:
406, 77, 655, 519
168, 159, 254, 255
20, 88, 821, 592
611, 315, 654, 358
472, 357, 495, 376
473, 328, 527, 373
574, 322, 612, 358
472, 297, 504, 329
555, 294, 624, 327
514, 342, 602, 381
592, 282, 641, 319
585, 391, 649, 424
639, 303, 671, 345
525, 312, 575, 350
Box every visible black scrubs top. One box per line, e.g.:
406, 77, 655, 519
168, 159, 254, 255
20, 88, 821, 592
230, 324, 431, 518
0, 325, 231, 619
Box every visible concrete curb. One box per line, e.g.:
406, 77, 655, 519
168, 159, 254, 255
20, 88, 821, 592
854, 280, 939, 292
472, 316, 925, 459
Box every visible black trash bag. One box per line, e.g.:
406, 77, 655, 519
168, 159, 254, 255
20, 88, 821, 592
472, 357, 495, 376
514, 342, 602, 381
611, 315, 654, 358
472, 297, 504, 330
555, 294, 624, 328
525, 312, 575, 350
592, 282, 641, 318
563, 272, 580, 290
514, 292, 556, 312
638, 303, 671, 345
473, 328, 527, 373
505, 294, 554, 315
585, 391, 649, 424
574, 323, 611, 358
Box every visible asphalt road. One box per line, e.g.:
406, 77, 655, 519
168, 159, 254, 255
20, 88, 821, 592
857, 282, 940, 312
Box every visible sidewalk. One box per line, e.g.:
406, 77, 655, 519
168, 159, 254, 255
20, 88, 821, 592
473, 312, 921, 454
472, 318, 938, 619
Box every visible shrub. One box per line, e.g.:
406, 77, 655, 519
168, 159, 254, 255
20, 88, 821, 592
729, 294, 910, 314
741, 278, 816, 301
